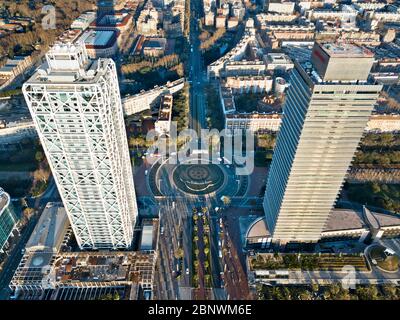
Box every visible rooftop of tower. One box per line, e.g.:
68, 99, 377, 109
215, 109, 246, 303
25, 43, 113, 85
295, 42, 376, 84
319, 42, 374, 59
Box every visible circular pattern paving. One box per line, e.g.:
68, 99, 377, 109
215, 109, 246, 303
188, 166, 210, 180
173, 164, 225, 195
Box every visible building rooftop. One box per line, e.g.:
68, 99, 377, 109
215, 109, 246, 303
298, 42, 377, 83
94, 12, 131, 27
71, 11, 97, 29
58, 29, 82, 44
140, 218, 159, 251
157, 94, 173, 121
25, 43, 116, 85
225, 112, 281, 119
80, 29, 118, 48
250, 207, 400, 240
25, 202, 69, 253
246, 217, 270, 239
143, 37, 166, 49
324, 208, 366, 231
11, 250, 158, 299
320, 42, 374, 58
266, 53, 293, 65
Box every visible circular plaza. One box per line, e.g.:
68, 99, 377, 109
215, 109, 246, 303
148, 156, 249, 198
172, 163, 225, 195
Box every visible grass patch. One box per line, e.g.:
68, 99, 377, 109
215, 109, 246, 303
250, 253, 369, 271
370, 245, 399, 272
205, 84, 224, 131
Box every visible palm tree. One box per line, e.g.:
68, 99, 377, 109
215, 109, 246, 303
174, 248, 184, 259
221, 196, 231, 206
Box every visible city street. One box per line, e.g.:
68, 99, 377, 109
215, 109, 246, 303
189, 0, 207, 137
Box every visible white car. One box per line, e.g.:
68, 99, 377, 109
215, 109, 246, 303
186, 268, 190, 275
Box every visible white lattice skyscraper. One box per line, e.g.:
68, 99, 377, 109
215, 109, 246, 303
23, 43, 138, 249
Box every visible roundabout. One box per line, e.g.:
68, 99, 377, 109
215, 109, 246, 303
147, 156, 249, 199
172, 164, 225, 195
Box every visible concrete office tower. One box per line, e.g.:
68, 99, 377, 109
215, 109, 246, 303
23, 43, 138, 249
263, 42, 382, 243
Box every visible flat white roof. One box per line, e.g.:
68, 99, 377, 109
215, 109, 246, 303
140, 225, 153, 251
81, 30, 115, 47
26, 202, 69, 253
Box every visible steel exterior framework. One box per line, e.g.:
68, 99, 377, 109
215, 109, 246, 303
23, 53, 137, 249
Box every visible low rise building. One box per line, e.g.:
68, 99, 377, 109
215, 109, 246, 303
216, 14, 227, 29
227, 17, 239, 30
264, 53, 294, 71
58, 29, 83, 44
154, 94, 173, 135
224, 60, 267, 77
371, 11, 400, 23
225, 75, 273, 94
91, 12, 133, 33
264, 24, 315, 49
231, 2, 246, 21
337, 30, 381, 47
204, 10, 215, 26
122, 78, 184, 116
255, 13, 297, 29
297, 0, 325, 12
71, 11, 97, 30
79, 29, 119, 58
208, 20, 258, 78
10, 203, 159, 300
366, 114, 400, 132
140, 219, 160, 252
219, 78, 281, 133
307, 5, 358, 24
97, 0, 128, 12
219, 3, 230, 16
25, 203, 70, 254
244, 206, 400, 250
142, 37, 167, 57
136, 6, 161, 36
225, 113, 281, 132
0, 56, 32, 80
0, 120, 36, 145
268, 1, 295, 14
370, 72, 400, 85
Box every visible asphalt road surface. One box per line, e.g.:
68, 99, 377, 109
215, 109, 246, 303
188, 0, 207, 139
